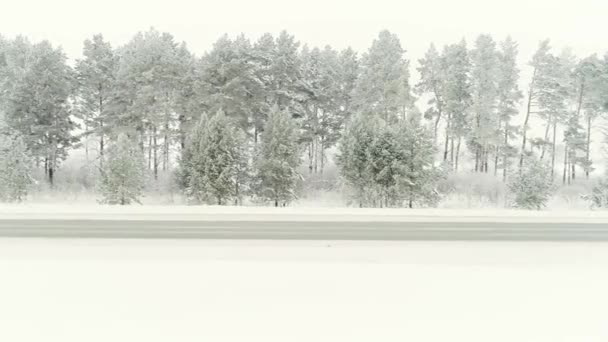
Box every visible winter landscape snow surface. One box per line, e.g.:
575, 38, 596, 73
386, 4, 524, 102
0, 238, 607, 342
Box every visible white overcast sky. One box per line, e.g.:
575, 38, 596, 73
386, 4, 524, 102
3, 0, 608, 64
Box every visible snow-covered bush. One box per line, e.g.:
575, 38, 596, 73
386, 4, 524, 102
507, 158, 555, 210
0, 133, 34, 202
98, 134, 146, 205
584, 177, 608, 209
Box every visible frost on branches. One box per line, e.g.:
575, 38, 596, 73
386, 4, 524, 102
508, 157, 555, 210
337, 112, 444, 208
0, 133, 33, 202
98, 134, 146, 205
252, 106, 301, 207
181, 110, 249, 205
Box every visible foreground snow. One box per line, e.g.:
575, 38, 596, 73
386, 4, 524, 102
1, 203, 608, 222
0, 239, 607, 342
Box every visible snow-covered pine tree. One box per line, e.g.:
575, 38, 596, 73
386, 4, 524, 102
337, 112, 442, 208
519, 40, 566, 171
336, 113, 378, 207
416, 43, 446, 144
397, 113, 444, 208
300, 45, 344, 174
368, 125, 405, 207
562, 112, 587, 184
546, 49, 576, 178
109, 29, 191, 179
233, 129, 251, 205
0, 133, 33, 202
196, 34, 262, 135
177, 113, 208, 200
469, 34, 499, 173
186, 110, 244, 205
336, 47, 359, 126
508, 157, 555, 210
495, 37, 523, 181
3, 38, 77, 186
253, 105, 301, 206
99, 133, 146, 205
441, 40, 472, 170
75, 34, 117, 167
352, 30, 415, 124
573, 54, 604, 178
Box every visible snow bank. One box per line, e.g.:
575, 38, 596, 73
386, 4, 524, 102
1, 203, 608, 222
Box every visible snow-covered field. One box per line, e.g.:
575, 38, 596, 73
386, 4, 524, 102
0, 238, 607, 342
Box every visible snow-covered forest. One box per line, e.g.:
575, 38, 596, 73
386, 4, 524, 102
1, 29, 608, 209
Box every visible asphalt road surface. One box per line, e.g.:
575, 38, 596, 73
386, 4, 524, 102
0, 220, 607, 241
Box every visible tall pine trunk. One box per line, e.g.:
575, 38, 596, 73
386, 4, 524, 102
520, 70, 537, 171
153, 125, 158, 180
502, 126, 509, 182
563, 147, 568, 185
99, 119, 105, 169
540, 115, 552, 160
308, 142, 313, 174
550, 121, 557, 179
586, 115, 592, 179
450, 138, 454, 166
443, 113, 451, 161
455, 137, 461, 172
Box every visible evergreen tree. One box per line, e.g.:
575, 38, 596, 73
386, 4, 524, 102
562, 111, 586, 184
99, 134, 146, 205
416, 43, 446, 143
336, 113, 378, 207
353, 30, 415, 124
495, 37, 523, 181
441, 40, 472, 170
196, 34, 262, 135
300, 45, 343, 174
519, 40, 560, 169
368, 126, 405, 207
338, 112, 442, 208
272, 31, 305, 114
0, 133, 33, 202
573, 54, 604, 178
253, 106, 301, 206
185, 110, 244, 205
3, 39, 77, 186
177, 113, 208, 198
75, 34, 117, 166
508, 157, 555, 210
469, 35, 499, 173
336, 47, 359, 125
397, 113, 444, 208
109, 28, 191, 179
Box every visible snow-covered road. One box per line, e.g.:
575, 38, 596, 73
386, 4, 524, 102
0, 238, 607, 342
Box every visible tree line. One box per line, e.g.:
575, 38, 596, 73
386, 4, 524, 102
0, 29, 607, 208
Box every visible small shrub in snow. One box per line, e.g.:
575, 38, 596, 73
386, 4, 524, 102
585, 177, 608, 209
507, 158, 555, 210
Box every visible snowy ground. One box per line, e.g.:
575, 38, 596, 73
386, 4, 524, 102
2, 203, 608, 222
0, 238, 607, 342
